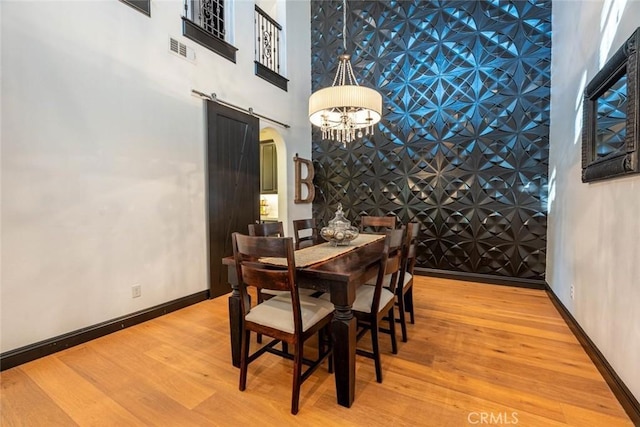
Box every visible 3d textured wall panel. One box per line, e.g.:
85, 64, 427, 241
311, 0, 551, 280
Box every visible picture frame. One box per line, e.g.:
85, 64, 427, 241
582, 27, 640, 182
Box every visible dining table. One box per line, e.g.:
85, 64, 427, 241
222, 233, 385, 408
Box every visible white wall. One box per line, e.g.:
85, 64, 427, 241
0, 0, 312, 353
548, 0, 640, 400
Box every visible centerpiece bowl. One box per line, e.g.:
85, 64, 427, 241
320, 203, 359, 246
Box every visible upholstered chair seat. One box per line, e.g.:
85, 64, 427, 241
246, 294, 334, 334
365, 272, 412, 290
321, 285, 395, 314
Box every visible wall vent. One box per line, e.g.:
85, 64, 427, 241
169, 37, 196, 62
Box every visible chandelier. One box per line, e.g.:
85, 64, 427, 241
308, 0, 382, 146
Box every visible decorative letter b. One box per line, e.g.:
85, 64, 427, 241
294, 154, 315, 204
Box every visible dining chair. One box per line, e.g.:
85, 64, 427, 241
360, 215, 397, 233
292, 218, 319, 249
323, 228, 404, 383
248, 221, 285, 237
396, 221, 419, 342
248, 222, 316, 345
248, 221, 287, 341
364, 222, 419, 343
231, 233, 334, 415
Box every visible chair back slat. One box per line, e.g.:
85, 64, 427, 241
235, 233, 289, 258
404, 222, 420, 275
399, 222, 420, 286
360, 215, 397, 233
384, 255, 402, 278
292, 218, 318, 249
408, 244, 418, 260
370, 228, 405, 311
387, 224, 405, 248
248, 221, 285, 237
240, 265, 291, 292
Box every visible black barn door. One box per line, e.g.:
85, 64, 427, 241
206, 101, 260, 298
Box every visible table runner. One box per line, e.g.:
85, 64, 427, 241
259, 233, 385, 267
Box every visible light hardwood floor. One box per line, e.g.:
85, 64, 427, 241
0, 277, 633, 426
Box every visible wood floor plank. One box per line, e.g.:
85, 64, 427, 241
415, 319, 603, 380
560, 402, 636, 427
386, 356, 568, 422
424, 305, 579, 344
56, 345, 213, 426
87, 340, 214, 410
17, 356, 142, 426
0, 368, 77, 426
0, 276, 633, 426
430, 349, 614, 405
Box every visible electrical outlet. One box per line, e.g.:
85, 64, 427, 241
132, 284, 142, 298
570, 284, 575, 300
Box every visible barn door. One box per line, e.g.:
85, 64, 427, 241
206, 101, 260, 298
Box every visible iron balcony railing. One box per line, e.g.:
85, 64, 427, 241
254, 5, 281, 76
184, 0, 225, 40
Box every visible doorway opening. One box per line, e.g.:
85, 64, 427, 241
259, 127, 287, 227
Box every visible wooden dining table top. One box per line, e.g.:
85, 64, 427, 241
223, 236, 385, 288
297, 239, 384, 282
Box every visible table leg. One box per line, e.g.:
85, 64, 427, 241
228, 296, 242, 368
332, 304, 357, 407
227, 264, 244, 368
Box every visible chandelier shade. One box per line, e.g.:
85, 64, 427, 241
308, 85, 382, 129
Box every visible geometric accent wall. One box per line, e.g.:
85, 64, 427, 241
311, 0, 551, 280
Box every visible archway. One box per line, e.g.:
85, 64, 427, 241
259, 127, 288, 231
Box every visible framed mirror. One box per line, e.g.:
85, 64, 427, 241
582, 27, 640, 182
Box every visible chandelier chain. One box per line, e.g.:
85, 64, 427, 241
343, 0, 347, 53
346, 60, 358, 86
332, 60, 342, 86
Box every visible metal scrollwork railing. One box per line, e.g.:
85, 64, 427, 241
254, 5, 281, 75
185, 0, 225, 40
